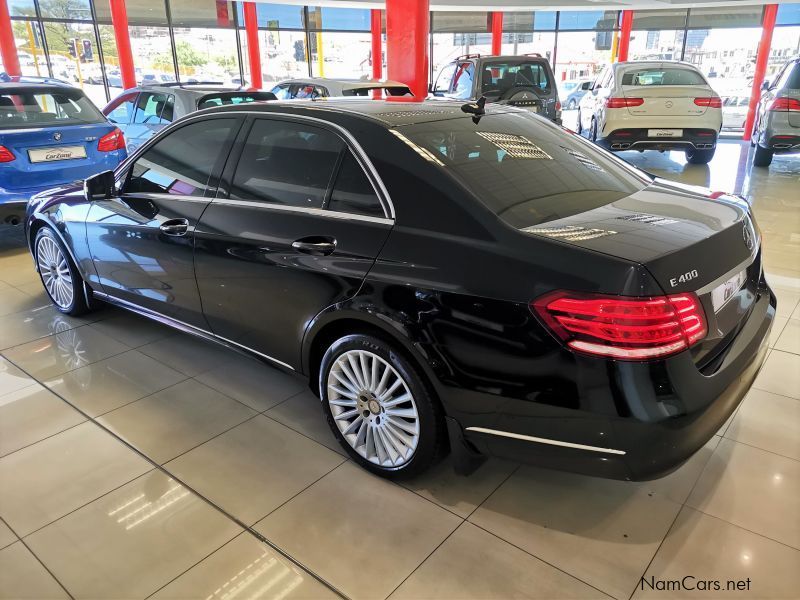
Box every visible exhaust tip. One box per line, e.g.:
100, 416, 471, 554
4, 215, 21, 226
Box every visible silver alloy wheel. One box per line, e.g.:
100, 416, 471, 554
36, 235, 73, 309
327, 350, 420, 468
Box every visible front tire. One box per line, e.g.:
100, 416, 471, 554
319, 334, 444, 479
685, 147, 716, 164
34, 227, 90, 316
752, 144, 773, 167
568, 99, 577, 110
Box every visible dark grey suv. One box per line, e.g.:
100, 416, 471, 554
752, 56, 800, 167
431, 54, 561, 124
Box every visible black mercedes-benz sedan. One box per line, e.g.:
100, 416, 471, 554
24, 99, 774, 481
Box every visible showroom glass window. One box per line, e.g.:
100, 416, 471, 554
229, 119, 344, 208
126, 118, 238, 197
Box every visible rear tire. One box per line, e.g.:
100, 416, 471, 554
319, 334, 444, 480
752, 144, 773, 167
568, 99, 577, 110
34, 227, 90, 316
575, 110, 583, 135
590, 117, 598, 143
685, 147, 716, 164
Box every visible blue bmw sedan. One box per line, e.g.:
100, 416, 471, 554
0, 76, 126, 225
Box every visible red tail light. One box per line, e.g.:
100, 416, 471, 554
532, 291, 707, 360
694, 97, 722, 109
769, 97, 800, 112
0, 145, 14, 163
97, 128, 125, 152
555, 100, 562, 111
605, 97, 644, 109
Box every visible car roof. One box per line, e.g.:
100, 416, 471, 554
197, 97, 522, 127
614, 60, 700, 72
274, 78, 410, 89
0, 82, 81, 93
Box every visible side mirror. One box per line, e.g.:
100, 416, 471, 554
760, 79, 770, 91
84, 170, 116, 201
581, 81, 592, 91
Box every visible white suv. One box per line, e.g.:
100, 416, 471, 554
577, 61, 722, 164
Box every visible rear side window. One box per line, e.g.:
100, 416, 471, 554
401, 113, 648, 229
621, 68, 706, 86
125, 118, 237, 196
230, 119, 343, 208
0, 87, 105, 129
328, 152, 384, 218
433, 64, 456, 93
105, 92, 137, 125
132, 92, 173, 125
197, 92, 277, 110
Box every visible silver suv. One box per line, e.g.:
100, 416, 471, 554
752, 57, 800, 167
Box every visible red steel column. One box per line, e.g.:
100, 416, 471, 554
109, 0, 136, 89
491, 12, 503, 56
386, 0, 428, 100
243, 2, 262, 88
371, 9, 382, 79
744, 4, 778, 141
0, 0, 20, 76
617, 10, 633, 62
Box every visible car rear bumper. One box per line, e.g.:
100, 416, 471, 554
442, 283, 775, 481
598, 128, 718, 152
765, 134, 800, 153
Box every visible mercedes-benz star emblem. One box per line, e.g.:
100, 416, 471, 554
665, 101, 673, 108
743, 223, 754, 251
53, 132, 62, 141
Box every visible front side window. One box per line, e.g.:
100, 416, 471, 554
401, 112, 648, 229
230, 119, 343, 209
132, 92, 172, 125
105, 92, 137, 125
328, 151, 383, 217
452, 63, 475, 99
620, 68, 706, 86
433, 64, 457, 93
0, 87, 106, 129
125, 118, 237, 197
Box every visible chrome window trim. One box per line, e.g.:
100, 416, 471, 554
212, 198, 394, 226
465, 426, 627, 455
92, 291, 295, 371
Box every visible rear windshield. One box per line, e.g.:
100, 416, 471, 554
621, 68, 706, 86
342, 86, 411, 97
480, 61, 553, 97
0, 87, 106, 129
197, 91, 277, 110
401, 111, 648, 229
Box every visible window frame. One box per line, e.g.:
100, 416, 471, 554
217, 113, 394, 222
119, 114, 244, 199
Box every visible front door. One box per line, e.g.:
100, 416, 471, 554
86, 116, 242, 327
194, 116, 393, 369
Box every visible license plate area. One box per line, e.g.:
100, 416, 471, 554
648, 129, 682, 138
27, 145, 87, 163
711, 270, 747, 313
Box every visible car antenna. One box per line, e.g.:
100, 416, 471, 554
461, 96, 486, 123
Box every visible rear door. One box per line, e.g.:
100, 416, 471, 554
194, 115, 393, 369
86, 116, 242, 327
619, 66, 713, 117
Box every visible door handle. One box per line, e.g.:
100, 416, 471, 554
159, 218, 189, 236
291, 236, 336, 256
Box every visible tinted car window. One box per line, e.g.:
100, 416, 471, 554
328, 152, 384, 218
0, 87, 105, 129
621, 68, 706, 86
125, 118, 237, 196
402, 112, 647, 229
777, 61, 800, 90
230, 119, 343, 208
105, 92, 137, 124
197, 91, 276, 109
132, 92, 171, 125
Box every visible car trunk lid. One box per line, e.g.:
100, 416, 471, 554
622, 84, 714, 117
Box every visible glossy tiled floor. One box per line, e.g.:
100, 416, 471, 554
0, 140, 798, 600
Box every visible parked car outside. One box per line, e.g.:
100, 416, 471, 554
561, 78, 593, 110
578, 61, 722, 164
270, 78, 411, 99
751, 56, 800, 167
722, 94, 751, 130
0, 76, 126, 226
431, 54, 561, 124
25, 99, 773, 481
102, 83, 276, 153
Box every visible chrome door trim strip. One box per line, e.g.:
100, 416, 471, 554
465, 426, 627, 455
92, 291, 295, 371
211, 198, 394, 225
